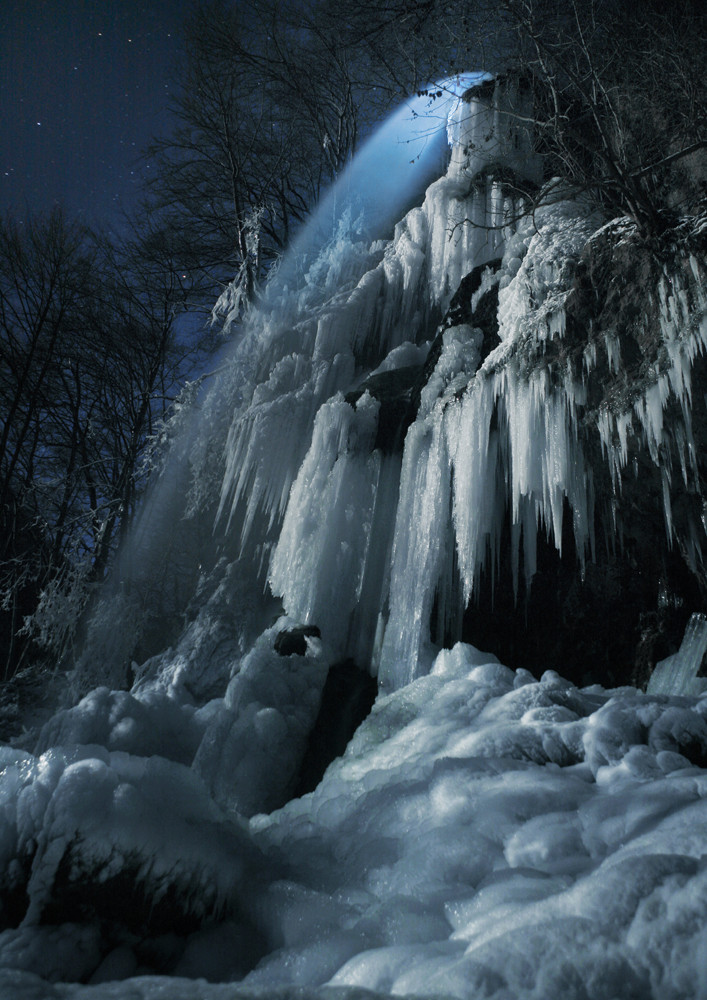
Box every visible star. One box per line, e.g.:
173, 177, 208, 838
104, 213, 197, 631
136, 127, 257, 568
0, 0, 194, 222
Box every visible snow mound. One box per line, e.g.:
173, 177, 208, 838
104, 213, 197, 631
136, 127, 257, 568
34, 687, 203, 765
243, 643, 707, 1000
0, 744, 257, 941
193, 618, 330, 816
2, 642, 707, 997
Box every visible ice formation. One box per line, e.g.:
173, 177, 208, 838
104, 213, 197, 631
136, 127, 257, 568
2, 75, 707, 998
647, 613, 707, 697
210, 77, 555, 678
216, 76, 538, 568
378, 200, 601, 687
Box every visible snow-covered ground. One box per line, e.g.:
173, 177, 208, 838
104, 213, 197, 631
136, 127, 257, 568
2, 641, 707, 998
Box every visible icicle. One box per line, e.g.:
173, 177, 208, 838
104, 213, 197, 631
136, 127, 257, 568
448, 377, 500, 602
604, 333, 621, 373
661, 466, 675, 544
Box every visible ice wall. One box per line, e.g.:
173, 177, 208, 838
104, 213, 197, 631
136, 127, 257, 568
216, 77, 523, 556
210, 75, 707, 696
218, 166, 525, 554
259, 138, 532, 669
378, 200, 599, 688
378, 209, 707, 690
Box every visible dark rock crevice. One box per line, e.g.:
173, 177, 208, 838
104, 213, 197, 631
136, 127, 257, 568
294, 659, 378, 798
345, 257, 504, 457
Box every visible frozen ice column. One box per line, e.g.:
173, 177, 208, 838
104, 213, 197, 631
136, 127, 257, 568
647, 612, 707, 696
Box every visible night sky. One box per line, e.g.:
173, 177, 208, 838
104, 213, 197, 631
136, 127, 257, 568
0, 0, 194, 225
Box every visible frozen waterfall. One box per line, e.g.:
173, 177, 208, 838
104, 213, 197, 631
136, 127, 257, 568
213, 75, 552, 683
72, 73, 707, 702
2, 71, 707, 1000
211, 75, 707, 692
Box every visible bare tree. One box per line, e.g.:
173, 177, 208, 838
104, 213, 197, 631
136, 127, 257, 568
502, 0, 707, 232
0, 209, 95, 676
145, 0, 388, 319
314, 0, 706, 233
0, 208, 209, 679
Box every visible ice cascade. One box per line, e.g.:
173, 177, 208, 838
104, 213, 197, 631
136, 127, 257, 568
206, 75, 707, 693
250, 78, 541, 669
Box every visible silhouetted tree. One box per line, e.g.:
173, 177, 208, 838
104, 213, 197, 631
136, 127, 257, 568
502, 0, 707, 231
0, 208, 208, 679
145, 0, 401, 318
